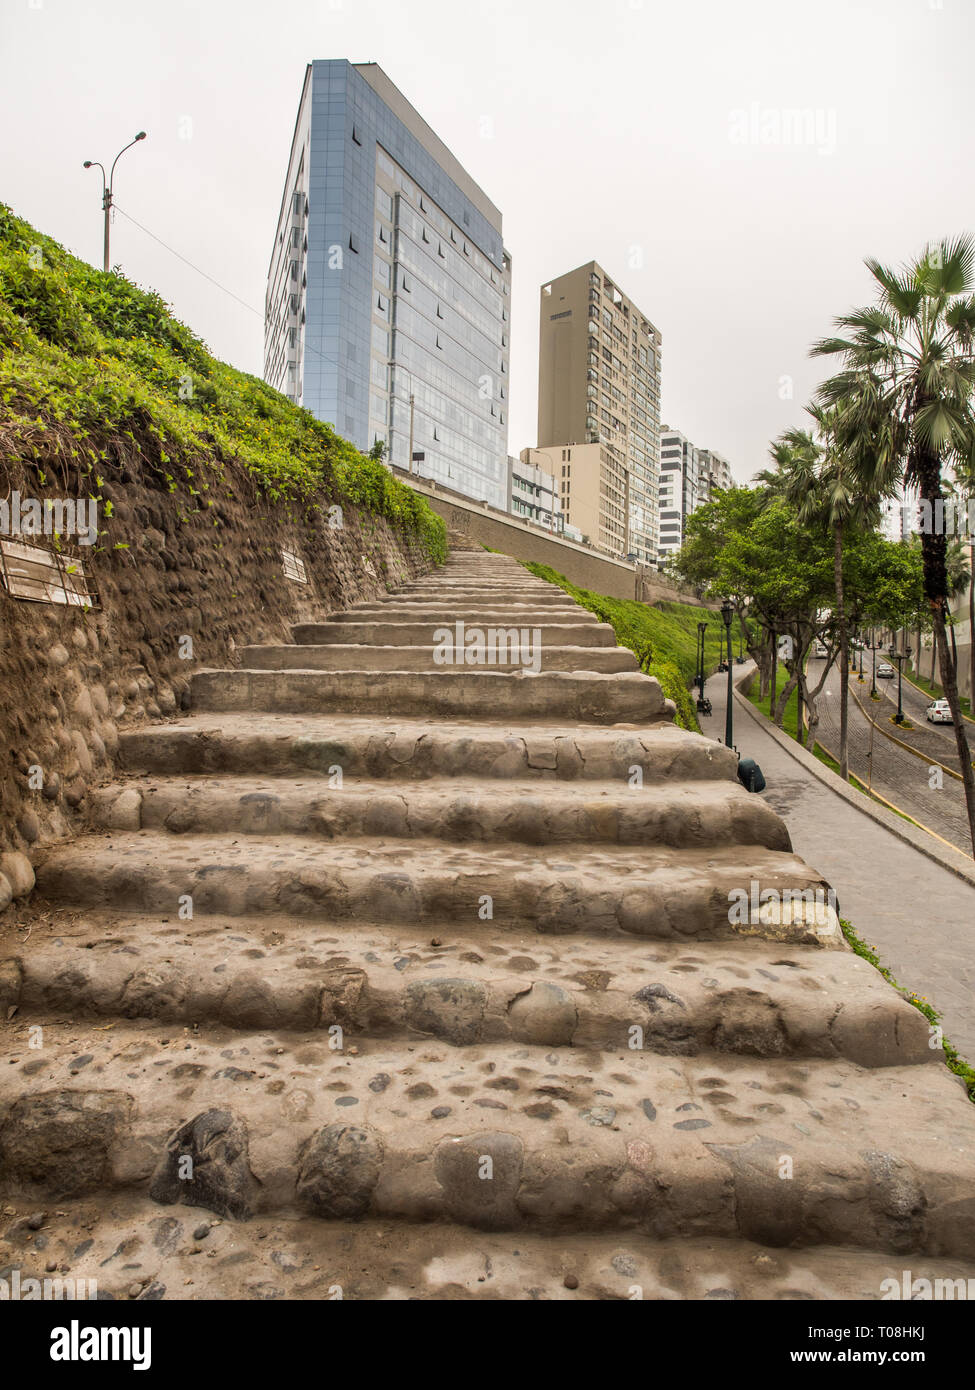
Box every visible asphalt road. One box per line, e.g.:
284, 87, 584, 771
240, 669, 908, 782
808, 658, 973, 854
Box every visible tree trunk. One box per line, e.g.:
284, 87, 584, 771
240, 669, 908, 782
834, 519, 849, 781
915, 435, 975, 855
933, 604, 975, 855
770, 630, 777, 713
969, 539, 975, 710
773, 670, 797, 726
931, 626, 938, 683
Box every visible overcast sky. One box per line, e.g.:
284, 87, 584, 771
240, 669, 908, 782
2, 0, 972, 481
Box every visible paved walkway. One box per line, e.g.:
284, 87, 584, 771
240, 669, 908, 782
699, 664, 975, 1060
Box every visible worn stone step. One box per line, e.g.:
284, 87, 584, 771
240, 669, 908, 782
89, 774, 789, 851
190, 668, 672, 724
292, 621, 617, 648
34, 833, 835, 946
389, 581, 559, 592
1, 907, 931, 1067
365, 588, 576, 606
329, 605, 596, 625
1, 1028, 971, 1254
7, 1193, 968, 1300
236, 644, 640, 675
119, 714, 739, 783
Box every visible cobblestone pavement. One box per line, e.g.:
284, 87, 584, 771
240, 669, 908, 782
859, 659, 968, 770
807, 658, 973, 854
705, 665, 975, 1061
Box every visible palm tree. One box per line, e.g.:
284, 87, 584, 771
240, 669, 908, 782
813, 237, 975, 854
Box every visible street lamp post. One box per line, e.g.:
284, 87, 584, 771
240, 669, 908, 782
870, 637, 879, 699
890, 647, 907, 723
721, 599, 734, 748
83, 132, 147, 272
697, 620, 707, 702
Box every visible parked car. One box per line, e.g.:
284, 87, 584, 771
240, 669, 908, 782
877, 661, 895, 679
926, 698, 954, 725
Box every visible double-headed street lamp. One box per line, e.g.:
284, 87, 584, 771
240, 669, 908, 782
870, 634, 880, 699
888, 645, 912, 724
696, 620, 707, 703
83, 131, 147, 273
721, 599, 735, 748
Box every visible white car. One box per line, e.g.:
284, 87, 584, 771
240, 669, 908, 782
877, 661, 895, 679
926, 699, 953, 725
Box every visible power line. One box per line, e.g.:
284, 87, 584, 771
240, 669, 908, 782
113, 204, 259, 317
112, 202, 348, 379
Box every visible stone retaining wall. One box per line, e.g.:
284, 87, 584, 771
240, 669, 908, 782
0, 453, 434, 887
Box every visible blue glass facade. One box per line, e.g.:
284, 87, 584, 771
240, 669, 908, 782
265, 61, 511, 508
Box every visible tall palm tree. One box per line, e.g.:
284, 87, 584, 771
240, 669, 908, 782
813, 237, 975, 854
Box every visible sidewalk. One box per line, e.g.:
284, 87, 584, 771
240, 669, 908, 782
698, 664, 975, 1060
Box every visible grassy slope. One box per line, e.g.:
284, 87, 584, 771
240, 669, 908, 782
0, 204, 445, 561
519, 561, 728, 733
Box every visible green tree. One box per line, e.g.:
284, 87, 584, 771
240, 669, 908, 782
766, 409, 881, 780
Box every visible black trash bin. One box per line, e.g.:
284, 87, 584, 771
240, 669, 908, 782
737, 757, 766, 793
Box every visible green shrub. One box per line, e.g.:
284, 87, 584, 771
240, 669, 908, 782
519, 561, 726, 733
0, 202, 446, 564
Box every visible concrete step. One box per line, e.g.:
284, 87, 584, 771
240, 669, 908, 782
292, 621, 617, 648
1, 1026, 971, 1253
329, 605, 596, 625
2, 907, 930, 1067
236, 644, 640, 675
89, 774, 790, 851
119, 714, 740, 783
34, 833, 835, 946
190, 668, 672, 724
367, 588, 575, 606
8, 1192, 967, 1299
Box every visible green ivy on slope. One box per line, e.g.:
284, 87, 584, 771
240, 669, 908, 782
0, 204, 445, 563
520, 561, 728, 733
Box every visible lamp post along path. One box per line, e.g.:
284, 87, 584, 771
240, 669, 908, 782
722, 599, 734, 749
83, 131, 147, 273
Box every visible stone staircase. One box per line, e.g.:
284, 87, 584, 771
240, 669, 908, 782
2, 549, 975, 1301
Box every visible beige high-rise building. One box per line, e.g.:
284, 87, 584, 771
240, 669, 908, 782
523, 442, 629, 554
536, 261, 662, 563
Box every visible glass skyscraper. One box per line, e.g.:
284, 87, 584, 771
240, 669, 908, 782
265, 61, 512, 509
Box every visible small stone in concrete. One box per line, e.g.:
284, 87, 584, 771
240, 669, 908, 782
107, 789, 142, 831
507, 981, 577, 1046
0, 853, 34, 900
296, 1124, 384, 1219
434, 1131, 524, 1230
149, 1109, 259, 1220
